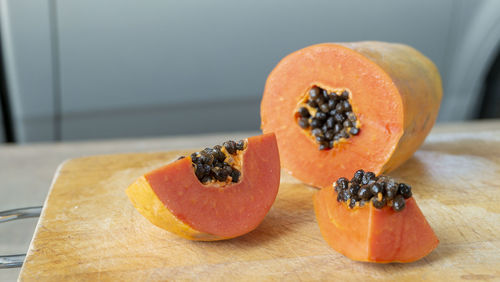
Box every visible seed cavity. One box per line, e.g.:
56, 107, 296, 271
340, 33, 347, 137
296, 86, 360, 150
334, 170, 412, 212
179, 139, 247, 185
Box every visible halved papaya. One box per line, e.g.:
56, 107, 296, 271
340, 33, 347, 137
126, 133, 280, 241
313, 171, 439, 263
261, 41, 442, 188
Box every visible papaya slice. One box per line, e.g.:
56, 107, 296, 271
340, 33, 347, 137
126, 133, 280, 241
313, 171, 439, 263
261, 41, 442, 188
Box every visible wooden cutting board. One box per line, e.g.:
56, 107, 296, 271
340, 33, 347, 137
19, 130, 500, 281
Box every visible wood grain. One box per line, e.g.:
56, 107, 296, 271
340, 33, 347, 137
19, 130, 500, 281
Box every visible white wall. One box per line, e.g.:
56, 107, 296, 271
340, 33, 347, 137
0, 0, 57, 142
440, 0, 500, 121
2, 0, 499, 142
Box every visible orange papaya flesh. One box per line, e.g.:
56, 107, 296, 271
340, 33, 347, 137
126, 133, 280, 241
314, 185, 439, 263
261, 42, 442, 188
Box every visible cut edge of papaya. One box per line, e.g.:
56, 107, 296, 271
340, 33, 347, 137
367, 197, 440, 263
126, 176, 226, 241
313, 186, 439, 263
261, 42, 406, 188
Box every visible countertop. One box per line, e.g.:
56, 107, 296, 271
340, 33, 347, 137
1, 120, 500, 280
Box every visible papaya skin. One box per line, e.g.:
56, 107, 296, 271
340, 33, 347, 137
313, 185, 439, 263
340, 42, 443, 173
261, 41, 442, 188
126, 133, 280, 241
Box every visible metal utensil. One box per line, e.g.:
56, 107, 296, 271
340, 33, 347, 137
0, 206, 42, 268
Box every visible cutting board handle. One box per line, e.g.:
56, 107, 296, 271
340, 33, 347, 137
0, 206, 42, 269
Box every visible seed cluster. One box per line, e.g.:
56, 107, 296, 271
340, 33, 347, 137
182, 140, 246, 184
334, 170, 412, 212
296, 86, 360, 150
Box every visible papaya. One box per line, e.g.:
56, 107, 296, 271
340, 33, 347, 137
126, 133, 280, 241
261, 41, 442, 188
314, 170, 439, 263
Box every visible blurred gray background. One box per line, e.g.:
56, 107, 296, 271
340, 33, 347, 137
1, 0, 500, 143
